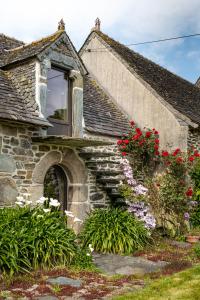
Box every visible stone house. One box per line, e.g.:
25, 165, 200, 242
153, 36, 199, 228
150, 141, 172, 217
80, 19, 200, 152
1, 18, 200, 225
0, 20, 129, 226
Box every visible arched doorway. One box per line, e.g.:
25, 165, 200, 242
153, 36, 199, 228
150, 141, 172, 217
44, 165, 68, 210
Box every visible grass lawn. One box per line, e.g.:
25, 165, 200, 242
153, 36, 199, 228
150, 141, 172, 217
113, 265, 200, 300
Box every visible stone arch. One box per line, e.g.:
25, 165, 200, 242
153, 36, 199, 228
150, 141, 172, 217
32, 151, 62, 184
31, 148, 90, 231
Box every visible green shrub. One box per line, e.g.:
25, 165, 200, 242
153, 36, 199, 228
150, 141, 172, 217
79, 208, 150, 254
194, 244, 200, 258
0, 206, 92, 276
190, 160, 200, 227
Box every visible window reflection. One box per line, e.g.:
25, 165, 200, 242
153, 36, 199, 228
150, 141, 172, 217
46, 68, 68, 121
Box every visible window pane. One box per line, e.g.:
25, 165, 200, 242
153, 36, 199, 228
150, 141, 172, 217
46, 69, 68, 121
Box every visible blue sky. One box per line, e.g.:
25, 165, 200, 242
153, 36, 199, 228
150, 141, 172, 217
1, 0, 200, 83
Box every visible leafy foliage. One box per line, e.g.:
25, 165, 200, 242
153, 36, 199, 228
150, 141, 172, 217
79, 208, 150, 254
194, 244, 200, 258
0, 206, 92, 276
117, 122, 160, 177
117, 120, 200, 235
190, 160, 200, 227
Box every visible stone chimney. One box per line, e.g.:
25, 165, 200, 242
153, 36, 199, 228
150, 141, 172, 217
58, 19, 65, 31
92, 18, 101, 31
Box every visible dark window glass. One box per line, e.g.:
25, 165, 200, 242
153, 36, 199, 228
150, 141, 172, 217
46, 68, 68, 121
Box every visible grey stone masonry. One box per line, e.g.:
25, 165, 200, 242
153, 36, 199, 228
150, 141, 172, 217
0, 122, 125, 222
80, 133, 125, 208
188, 128, 200, 150
0, 123, 88, 206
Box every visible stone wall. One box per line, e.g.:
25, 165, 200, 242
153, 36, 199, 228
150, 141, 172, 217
0, 123, 90, 226
188, 128, 200, 150
0, 122, 126, 228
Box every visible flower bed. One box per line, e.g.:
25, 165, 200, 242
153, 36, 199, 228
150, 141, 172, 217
0, 195, 93, 276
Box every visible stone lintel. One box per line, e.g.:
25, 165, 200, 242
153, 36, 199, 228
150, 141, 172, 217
32, 136, 113, 147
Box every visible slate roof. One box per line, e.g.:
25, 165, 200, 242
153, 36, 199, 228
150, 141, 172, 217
88, 31, 200, 126
0, 69, 50, 126
83, 75, 129, 136
0, 34, 24, 52
0, 31, 63, 67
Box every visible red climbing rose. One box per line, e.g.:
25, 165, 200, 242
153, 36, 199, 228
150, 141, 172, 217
186, 187, 193, 197
162, 151, 169, 157
121, 152, 127, 156
146, 131, 152, 138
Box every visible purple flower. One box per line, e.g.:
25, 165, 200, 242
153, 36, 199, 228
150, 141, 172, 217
184, 212, 190, 220
120, 158, 148, 195
128, 201, 156, 230
189, 201, 198, 207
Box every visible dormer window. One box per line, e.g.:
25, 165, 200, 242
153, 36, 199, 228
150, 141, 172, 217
46, 67, 72, 136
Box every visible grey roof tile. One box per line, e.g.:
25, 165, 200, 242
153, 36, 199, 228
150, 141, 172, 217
0, 31, 64, 67
0, 69, 49, 126
83, 75, 129, 136
0, 34, 24, 52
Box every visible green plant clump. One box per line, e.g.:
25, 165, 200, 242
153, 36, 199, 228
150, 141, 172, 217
79, 208, 150, 254
190, 159, 200, 227
194, 243, 200, 258
0, 206, 92, 276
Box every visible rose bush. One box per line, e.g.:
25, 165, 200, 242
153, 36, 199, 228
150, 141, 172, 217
117, 122, 160, 177
117, 120, 200, 235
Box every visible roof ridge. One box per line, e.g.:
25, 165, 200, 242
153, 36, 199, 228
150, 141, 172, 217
6, 30, 64, 53
94, 30, 198, 90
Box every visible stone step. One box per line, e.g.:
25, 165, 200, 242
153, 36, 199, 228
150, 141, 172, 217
98, 175, 124, 184
93, 169, 122, 176
79, 152, 116, 159
103, 184, 120, 191
107, 191, 122, 198
86, 159, 120, 165
110, 197, 127, 208
86, 164, 122, 172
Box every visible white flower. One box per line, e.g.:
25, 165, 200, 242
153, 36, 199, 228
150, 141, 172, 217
86, 253, 91, 256
89, 244, 94, 252
37, 214, 44, 218
16, 196, 26, 202
36, 196, 48, 204
64, 210, 74, 217
43, 208, 51, 213
25, 200, 32, 205
23, 193, 31, 199
49, 198, 60, 207
15, 201, 24, 207
73, 217, 83, 223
